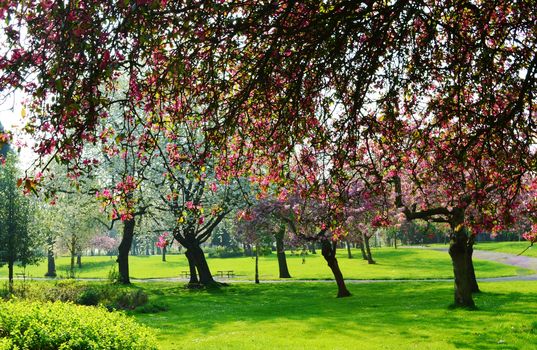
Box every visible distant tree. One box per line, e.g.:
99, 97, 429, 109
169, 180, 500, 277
237, 200, 293, 279
0, 154, 42, 292
90, 235, 119, 256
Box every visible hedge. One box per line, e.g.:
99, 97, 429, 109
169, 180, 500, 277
0, 300, 157, 350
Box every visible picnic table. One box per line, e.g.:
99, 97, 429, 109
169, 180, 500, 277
216, 270, 234, 278
180, 270, 190, 278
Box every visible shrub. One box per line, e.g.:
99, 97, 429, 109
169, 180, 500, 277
0, 300, 157, 349
135, 300, 169, 314
207, 246, 244, 258
4, 281, 149, 311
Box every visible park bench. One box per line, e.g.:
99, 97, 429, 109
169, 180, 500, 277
180, 270, 190, 278
15, 272, 27, 281
216, 270, 234, 278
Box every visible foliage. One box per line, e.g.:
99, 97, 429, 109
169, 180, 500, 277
0, 154, 42, 277
89, 235, 119, 254
155, 232, 171, 249
5, 280, 148, 311
0, 299, 157, 350
206, 246, 244, 259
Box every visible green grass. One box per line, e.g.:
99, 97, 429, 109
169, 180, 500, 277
0, 248, 532, 281
473, 241, 537, 257
130, 281, 537, 349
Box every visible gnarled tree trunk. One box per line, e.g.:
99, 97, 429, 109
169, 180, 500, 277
448, 209, 475, 308
185, 248, 199, 284
275, 224, 291, 278
183, 235, 216, 286
117, 218, 135, 284
321, 240, 351, 298
467, 242, 480, 293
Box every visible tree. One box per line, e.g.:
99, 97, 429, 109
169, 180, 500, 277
89, 235, 119, 256
239, 200, 293, 278
32, 200, 60, 277
155, 232, 171, 262
1, 1, 535, 307
0, 154, 42, 293
51, 191, 102, 276
236, 201, 293, 279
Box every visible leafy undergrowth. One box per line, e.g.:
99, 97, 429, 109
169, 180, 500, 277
0, 300, 157, 350
1, 280, 148, 311
132, 281, 537, 350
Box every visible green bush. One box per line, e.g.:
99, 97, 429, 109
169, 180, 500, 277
4, 281, 148, 311
76, 287, 100, 306
0, 300, 157, 350
207, 246, 244, 258
135, 300, 169, 314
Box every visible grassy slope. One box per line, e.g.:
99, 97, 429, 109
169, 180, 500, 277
473, 241, 537, 258
0, 248, 532, 280
131, 281, 537, 350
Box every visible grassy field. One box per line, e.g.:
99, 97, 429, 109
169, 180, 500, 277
130, 281, 537, 349
0, 247, 532, 281
473, 241, 537, 257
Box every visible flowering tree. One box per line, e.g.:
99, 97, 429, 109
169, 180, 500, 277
155, 232, 172, 262
1, 0, 535, 307
236, 199, 293, 279
90, 235, 119, 256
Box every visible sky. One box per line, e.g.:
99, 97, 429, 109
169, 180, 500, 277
0, 91, 36, 169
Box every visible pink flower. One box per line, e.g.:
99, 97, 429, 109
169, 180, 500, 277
210, 183, 217, 192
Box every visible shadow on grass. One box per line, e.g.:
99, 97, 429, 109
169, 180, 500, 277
132, 281, 537, 349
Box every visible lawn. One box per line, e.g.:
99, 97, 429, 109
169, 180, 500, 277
0, 248, 532, 281
473, 241, 537, 258
131, 281, 537, 349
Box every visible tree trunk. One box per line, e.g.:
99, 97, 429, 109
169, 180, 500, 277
8, 261, 13, 294
448, 209, 475, 308
255, 244, 260, 284
185, 249, 199, 284
184, 237, 216, 285
346, 241, 353, 259
45, 244, 57, 277
321, 240, 351, 298
70, 253, 75, 278
76, 253, 82, 268
310, 243, 316, 254
467, 242, 480, 293
117, 218, 135, 284
364, 234, 376, 264
162, 245, 167, 262
275, 225, 291, 278
359, 240, 367, 260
